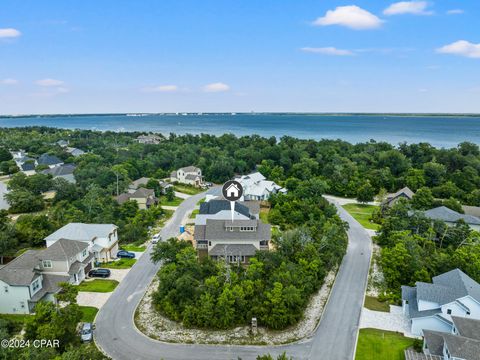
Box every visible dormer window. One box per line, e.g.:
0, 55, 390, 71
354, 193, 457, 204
32, 279, 40, 291
82, 249, 87, 257
42, 260, 52, 268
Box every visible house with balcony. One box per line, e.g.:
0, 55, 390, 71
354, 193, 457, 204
170, 166, 203, 187
194, 200, 270, 264
45, 223, 119, 262
0, 239, 94, 314
402, 269, 480, 336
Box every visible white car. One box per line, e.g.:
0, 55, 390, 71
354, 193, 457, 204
151, 233, 162, 244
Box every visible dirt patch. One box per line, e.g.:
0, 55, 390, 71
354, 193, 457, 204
366, 243, 385, 297
135, 269, 337, 345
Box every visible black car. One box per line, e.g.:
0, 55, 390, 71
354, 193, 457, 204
117, 250, 135, 259
88, 268, 111, 278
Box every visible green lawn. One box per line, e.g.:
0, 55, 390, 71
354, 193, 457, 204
173, 184, 203, 195
189, 209, 199, 219
364, 296, 390, 312
197, 198, 206, 205
259, 208, 270, 224
159, 196, 183, 206
79, 306, 98, 323
342, 203, 380, 230
121, 244, 146, 252
102, 258, 137, 269
0, 314, 31, 334
77, 279, 119, 293
355, 328, 415, 360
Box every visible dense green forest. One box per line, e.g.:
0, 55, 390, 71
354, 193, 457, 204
151, 184, 347, 330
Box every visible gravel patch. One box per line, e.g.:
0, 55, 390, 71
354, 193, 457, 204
366, 243, 385, 297
135, 269, 337, 345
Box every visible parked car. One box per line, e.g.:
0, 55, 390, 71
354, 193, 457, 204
205, 182, 213, 187
88, 268, 111, 278
80, 322, 94, 342
151, 233, 161, 244
117, 250, 135, 259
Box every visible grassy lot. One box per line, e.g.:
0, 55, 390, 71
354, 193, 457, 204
102, 258, 137, 269
259, 207, 270, 224
78, 279, 119, 293
342, 203, 380, 230
355, 328, 415, 360
189, 209, 199, 219
159, 196, 183, 206
120, 244, 146, 252
364, 296, 390, 312
79, 306, 99, 323
173, 184, 203, 195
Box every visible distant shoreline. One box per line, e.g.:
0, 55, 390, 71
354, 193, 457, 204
1, 112, 480, 119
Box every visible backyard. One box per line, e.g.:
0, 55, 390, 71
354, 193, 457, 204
78, 279, 119, 293
342, 203, 380, 230
355, 328, 415, 360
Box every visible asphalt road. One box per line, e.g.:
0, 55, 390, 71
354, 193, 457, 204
95, 196, 372, 360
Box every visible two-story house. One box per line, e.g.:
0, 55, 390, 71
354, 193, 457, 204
170, 166, 203, 187
236, 172, 287, 201
194, 200, 270, 264
402, 269, 480, 336
423, 206, 480, 231
45, 223, 119, 262
116, 187, 157, 210
0, 239, 94, 314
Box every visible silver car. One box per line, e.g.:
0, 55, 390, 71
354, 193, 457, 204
80, 322, 94, 342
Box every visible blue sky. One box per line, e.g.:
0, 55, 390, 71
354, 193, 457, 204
1, 0, 479, 114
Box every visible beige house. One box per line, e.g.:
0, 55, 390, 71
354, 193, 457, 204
170, 166, 203, 187
117, 187, 157, 210
45, 223, 119, 262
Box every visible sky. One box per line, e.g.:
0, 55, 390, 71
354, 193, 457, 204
1, 0, 479, 114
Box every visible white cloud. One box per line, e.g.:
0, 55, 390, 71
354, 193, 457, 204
301, 47, 354, 56
202, 82, 230, 93
313, 5, 383, 30
446, 9, 464, 15
1, 78, 18, 85
35, 78, 65, 87
436, 40, 480, 59
142, 85, 179, 93
384, 1, 433, 16
0, 28, 21, 38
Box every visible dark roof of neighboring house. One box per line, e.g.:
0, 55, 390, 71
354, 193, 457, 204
384, 187, 414, 204
200, 200, 252, 218
21, 162, 36, 171
37, 153, 63, 166
423, 330, 446, 356
452, 316, 480, 340
0, 250, 41, 286
129, 177, 150, 189
41, 239, 88, 261
209, 244, 258, 257
402, 269, 480, 317
424, 206, 480, 225
443, 332, 480, 360
204, 219, 270, 242
41, 163, 76, 176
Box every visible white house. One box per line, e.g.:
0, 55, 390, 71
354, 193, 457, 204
402, 269, 480, 336
237, 172, 286, 201
170, 166, 203, 187
45, 223, 119, 262
0, 239, 94, 314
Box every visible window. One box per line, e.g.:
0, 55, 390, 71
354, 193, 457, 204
20, 301, 25, 309
32, 279, 40, 292
447, 309, 452, 315
42, 260, 52, 268
4, 286, 8, 293
240, 226, 255, 232
467, 311, 471, 315
82, 249, 87, 257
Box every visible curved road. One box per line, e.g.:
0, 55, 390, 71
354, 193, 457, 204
95, 195, 372, 360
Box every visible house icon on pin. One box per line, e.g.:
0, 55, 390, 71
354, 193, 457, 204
226, 183, 240, 198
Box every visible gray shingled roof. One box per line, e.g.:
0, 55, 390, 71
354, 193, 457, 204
41, 239, 88, 261
41, 163, 76, 176
423, 330, 446, 356
37, 153, 63, 166
416, 282, 459, 305
452, 316, 480, 341
443, 332, 480, 360
433, 269, 480, 304
129, 177, 150, 189
209, 244, 258, 257
200, 200, 252, 218
30, 274, 69, 302
0, 250, 40, 286
194, 225, 206, 241
225, 219, 258, 227
241, 201, 261, 215
204, 219, 270, 242
179, 166, 200, 173
185, 174, 199, 180
21, 162, 36, 171
45, 223, 117, 242
401, 285, 439, 319
424, 206, 480, 225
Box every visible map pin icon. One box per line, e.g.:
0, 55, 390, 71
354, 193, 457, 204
222, 180, 243, 222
